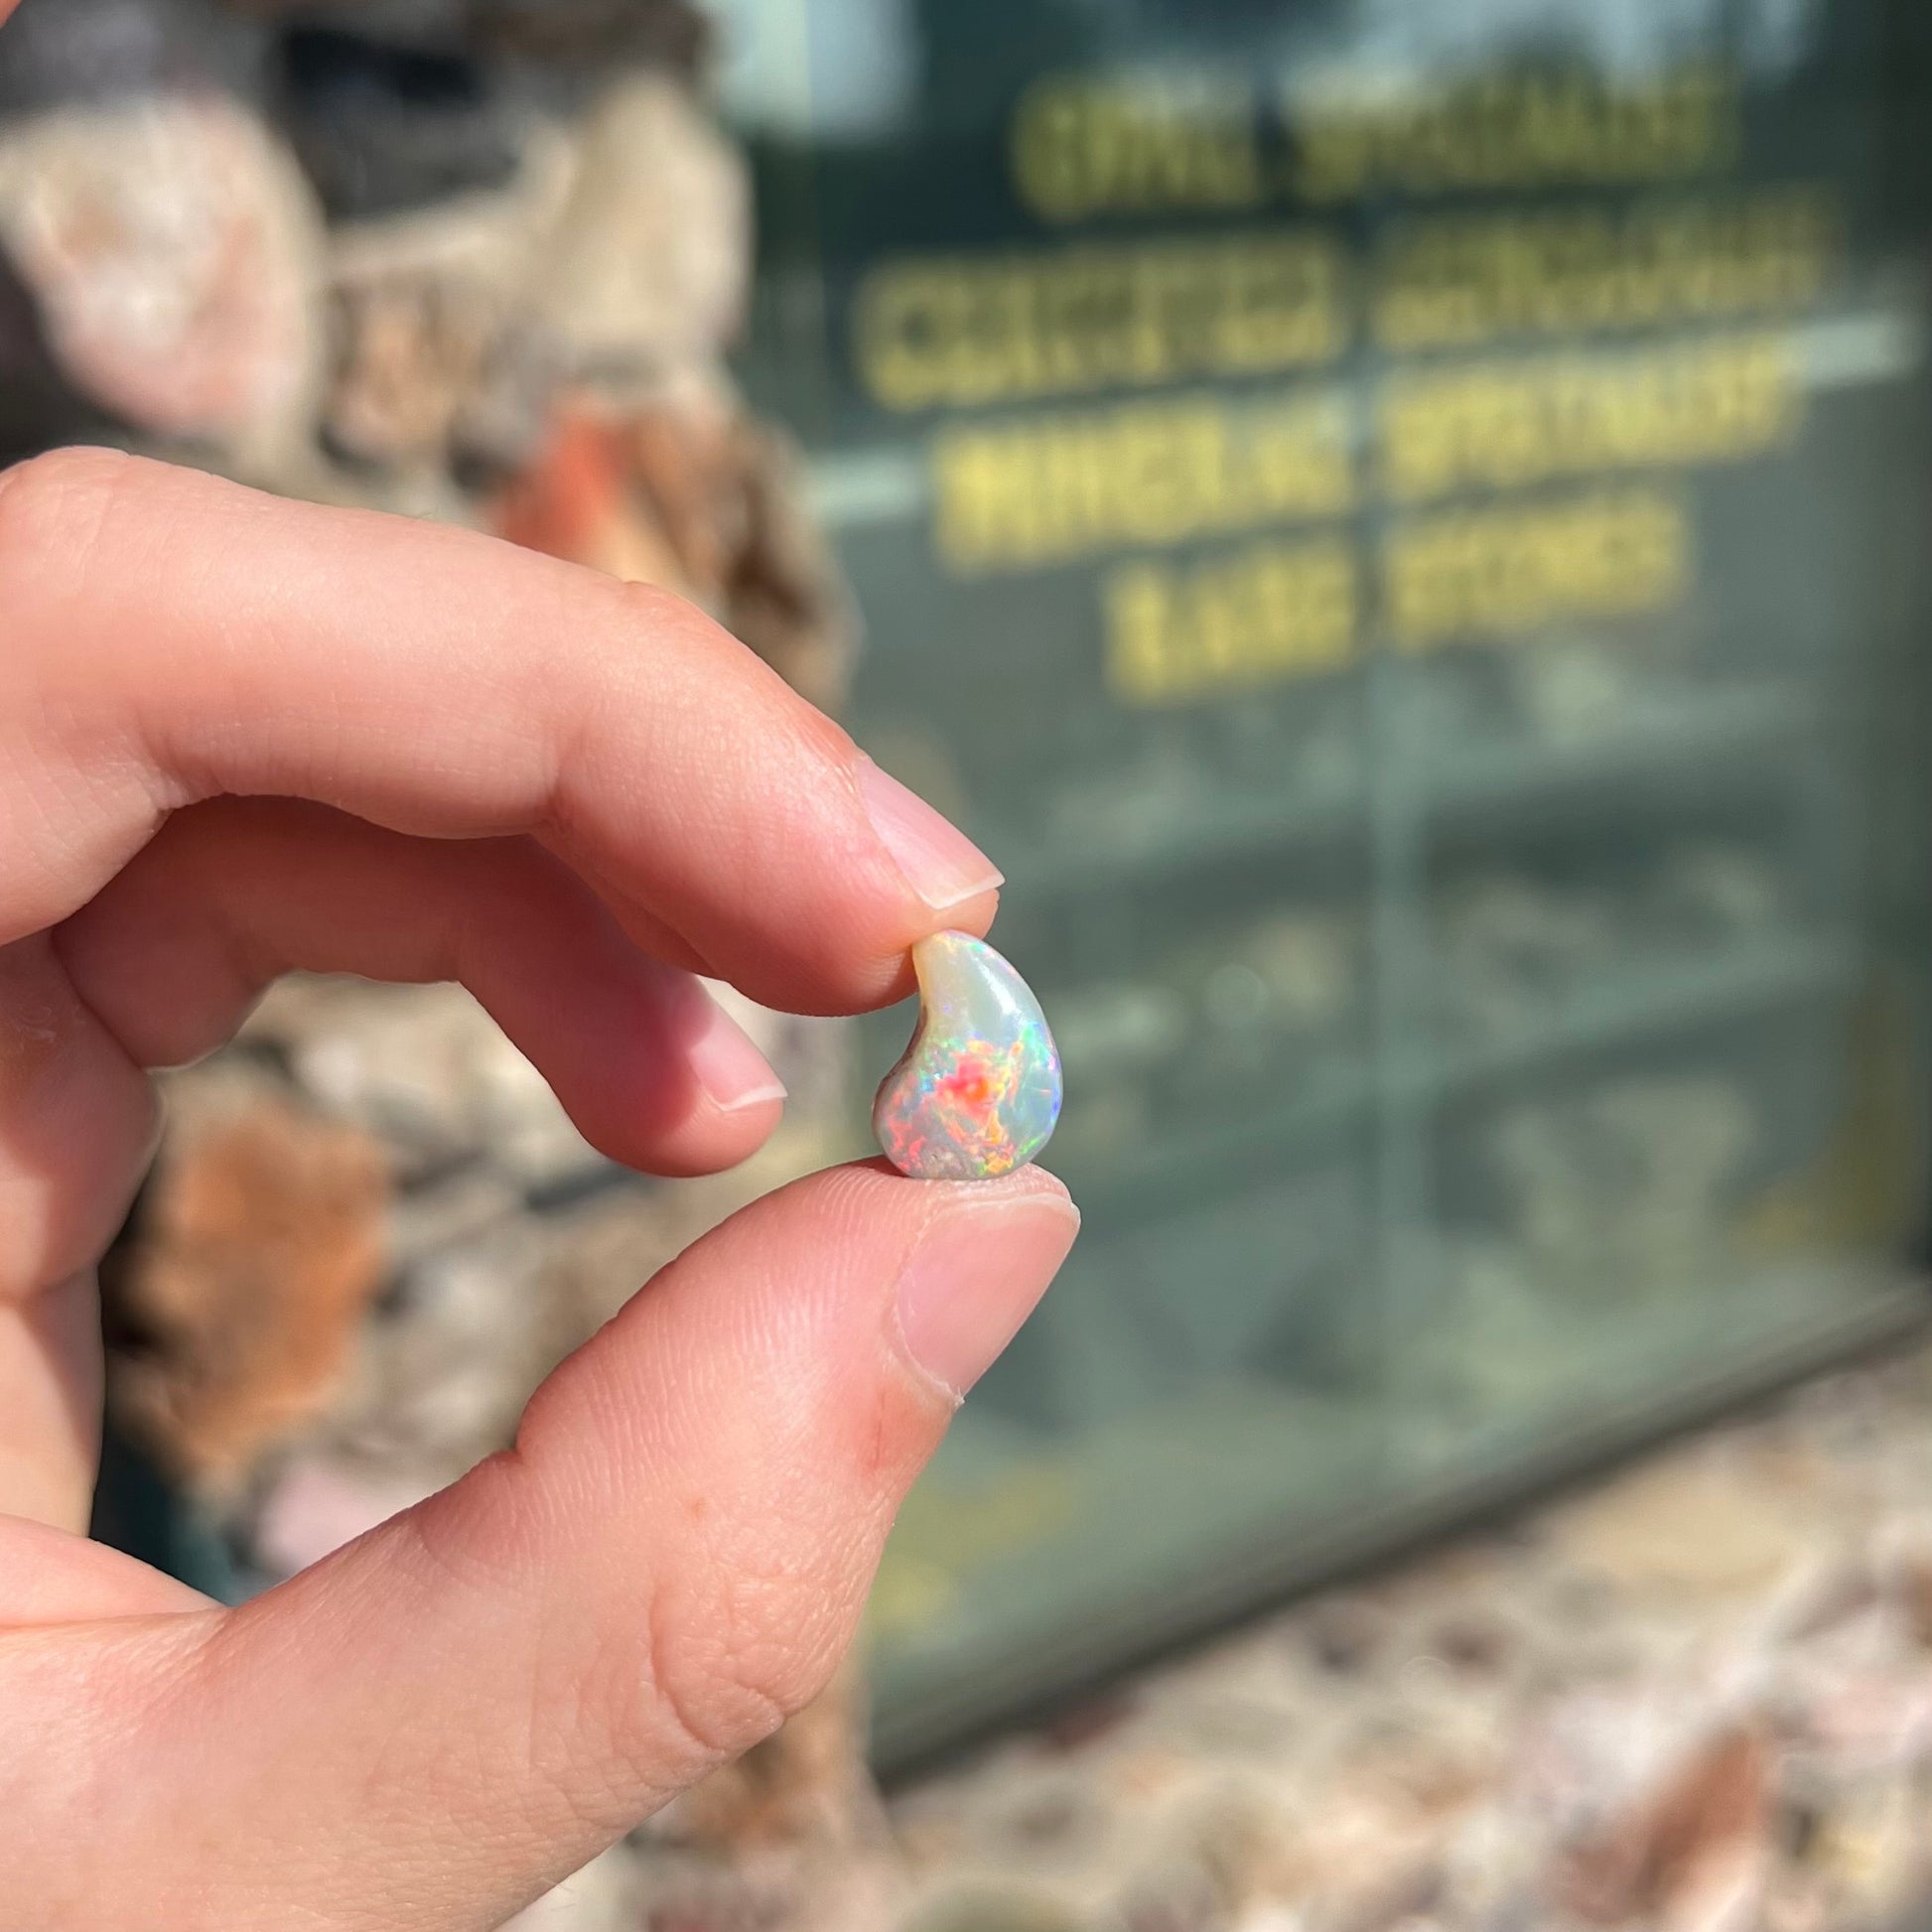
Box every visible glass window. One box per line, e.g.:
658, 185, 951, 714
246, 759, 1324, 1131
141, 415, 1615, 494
723, 0, 1932, 1767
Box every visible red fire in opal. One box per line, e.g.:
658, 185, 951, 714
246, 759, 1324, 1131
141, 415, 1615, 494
938, 1055, 995, 1110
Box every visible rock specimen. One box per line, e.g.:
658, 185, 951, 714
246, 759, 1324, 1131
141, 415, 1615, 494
0, 90, 326, 462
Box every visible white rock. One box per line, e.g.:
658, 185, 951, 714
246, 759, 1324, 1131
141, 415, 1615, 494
0, 91, 327, 460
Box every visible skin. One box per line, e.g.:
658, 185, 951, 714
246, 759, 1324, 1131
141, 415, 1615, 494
0, 429, 1077, 1926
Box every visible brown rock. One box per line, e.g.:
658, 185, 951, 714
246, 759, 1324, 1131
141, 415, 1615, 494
328, 271, 498, 468
492, 400, 690, 589
723, 416, 863, 716
492, 391, 857, 713
1556, 1725, 1773, 1926
323, 124, 578, 471
103, 1082, 389, 1487
1882, 1541, 1932, 1649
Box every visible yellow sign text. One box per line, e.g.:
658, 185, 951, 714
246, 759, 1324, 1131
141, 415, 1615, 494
1106, 534, 1358, 705
856, 230, 1347, 411
1374, 191, 1833, 352
1379, 331, 1796, 500
935, 388, 1354, 574
1295, 65, 1736, 202
1013, 71, 1266, 222
1384, 486, 1690, 648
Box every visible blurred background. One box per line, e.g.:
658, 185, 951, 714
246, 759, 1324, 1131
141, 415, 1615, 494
5, 0, 1932, 1926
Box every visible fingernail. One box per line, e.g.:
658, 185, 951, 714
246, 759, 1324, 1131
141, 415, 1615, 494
895, 1180, 1080, 1398
857, 758, 1005, 912
688, 996, 788, 1113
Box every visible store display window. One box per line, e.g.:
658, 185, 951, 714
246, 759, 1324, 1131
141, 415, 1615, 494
723, 0, 1932, 1765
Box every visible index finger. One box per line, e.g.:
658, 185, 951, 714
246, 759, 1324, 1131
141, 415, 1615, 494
0, 450, 1001, 1013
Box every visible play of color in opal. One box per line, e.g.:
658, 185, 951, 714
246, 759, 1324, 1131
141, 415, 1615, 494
874, 932, 1062, 1180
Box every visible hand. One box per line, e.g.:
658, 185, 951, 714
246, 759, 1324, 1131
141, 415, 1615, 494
0, 449, 1078, 1928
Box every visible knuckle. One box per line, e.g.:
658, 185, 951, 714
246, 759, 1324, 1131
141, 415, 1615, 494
607, 1558, 853, 1790
655, 1585, 788, 1765
0, 452, 151, 699
603, 573, 808, 715
599, 577, 754, 704
0, 447, 140, 577
607, 574, 695, 632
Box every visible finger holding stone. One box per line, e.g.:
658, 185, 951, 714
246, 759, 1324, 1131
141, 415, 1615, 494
1, 1163, 1079, 1928
0, 450, 1003, 1017
57, 798, 789, 1178
0, 935, 156, 1527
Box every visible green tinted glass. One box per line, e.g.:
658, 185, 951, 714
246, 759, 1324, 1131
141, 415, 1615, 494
725, 0, 1932, 1767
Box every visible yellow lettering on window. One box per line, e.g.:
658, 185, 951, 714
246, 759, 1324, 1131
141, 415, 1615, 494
1374, 192, 1834, 353
1105, 536, 1359, 705
1013, 71, 1266, 222
855, 232, 1347, 412
1383, 487, 1691, 649
1294, 66, 1737, 202
1379, 332, 1796, 501
935, 389, 1355, 574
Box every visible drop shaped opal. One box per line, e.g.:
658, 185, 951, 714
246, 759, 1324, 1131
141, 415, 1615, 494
874, 931, 1063, 1180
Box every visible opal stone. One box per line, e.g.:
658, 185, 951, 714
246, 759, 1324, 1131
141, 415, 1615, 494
874, 931, 1063, 1181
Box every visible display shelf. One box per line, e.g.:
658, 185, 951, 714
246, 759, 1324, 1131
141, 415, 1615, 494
1425, 683, 1814, 818
998, 683, 1813, 903
1422, 932, 1860, 1095
1059, 933, 1856, 1227
1054, 1068, 1372, 1226
999, 773, 1366, 898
